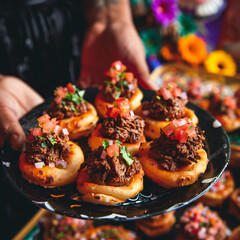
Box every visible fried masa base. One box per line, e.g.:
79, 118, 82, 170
139, 142, 208, 188
136, 211, 175, 237
88, 124, 146, 156
198, 173, 235, 207
77, 167, 144, 206
135, 106, 198, 139
19, 141, 84, 188
94, 88, 143, 118
59, 103, 99, 139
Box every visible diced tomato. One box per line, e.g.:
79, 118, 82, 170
160, 87, 173, 100
111, 60, 126, 72
54, 125, 62, 135
29, 128, 42, 137
172, 87, 181, 97
223, 96, 236, 109
37, 114, 51, 127
109, 107, 120, 118
54, 95, 62, 104
163, 118, 196, 143
66, 83, 75, 93
107, 143, 119, 157
116, 98, 130, 111
26, 133, 35, 141
42, 120, 56, 133
108, 70, 117, 78
125, 72, 134, 82
55, 86, 68, 98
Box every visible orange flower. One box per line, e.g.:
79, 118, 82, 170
178, 35, 207, 65
161, 45, 181, 61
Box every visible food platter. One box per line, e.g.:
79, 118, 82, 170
1, 88, 230, 221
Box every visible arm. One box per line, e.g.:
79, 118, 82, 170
79, 0, 157, 90
0, 76, 43, 150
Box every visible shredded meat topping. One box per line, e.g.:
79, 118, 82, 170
208, 96, 239, 119
26, 133, 70, 165
101, 78, 137, 103
142, 95, 187, 120
100, 115, 145, 143
82, 146, 141, 186
150, 129, 205, 171
47, 100, 89, 119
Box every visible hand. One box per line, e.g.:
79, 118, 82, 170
0, 76, 43, 150
79, 21, 158, 90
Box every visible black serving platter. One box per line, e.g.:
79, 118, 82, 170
1, 88, 230, 221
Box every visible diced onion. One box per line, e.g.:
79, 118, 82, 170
56, 160, 68, 169
62, 128, 69, 135
142, 110, 150, 116
109, 140, 113, 146
128, 84, 134, 91
34, 161, 45, 169
130, 110, 135, 116
100, 150, 107, 159
49, 162, 55, 168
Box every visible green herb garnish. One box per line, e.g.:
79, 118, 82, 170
159, 104, 164, 108
64, 86, 86, 104
117, 130, 121, 134
57, 164, 63, 169
165, 118, 169, 121
38, 136, 47, 141
114, 91, 121, 99
156, 95, 161, 100
120, 146, 133, 165
116, 140, 121, 146
71, 104, 78, 113
56, 232, 64, 239
168, 83, 173, 88
102, 140, 109, 149
114, 103, 117, 108
41, 142, 47, 148
50, 137, 57, 146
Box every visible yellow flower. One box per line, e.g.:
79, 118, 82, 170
204, 50, 237, 76
178, 35, 207, 65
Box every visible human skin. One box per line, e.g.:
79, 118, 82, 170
79, 0, 158, 90
0, 76, 43, 150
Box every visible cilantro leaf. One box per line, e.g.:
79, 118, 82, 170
116, 140, 121, 146
71, 104, 78, 113
38, 136, 47, 141
49, 137, 57, 146
120, 146, 133, 165
114, 91, 121, 99
102, 140, 109, 149
41, 142, 47, 148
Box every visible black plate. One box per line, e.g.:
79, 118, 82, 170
1, 88, 230, 221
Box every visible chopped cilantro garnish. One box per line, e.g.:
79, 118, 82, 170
168, 83, 173, 88
71, 104, 78, 113
122, 80, 128, 86
105, 81, 114, 87
189, 126, 193, 129
38, 136, 47, 141
200, 222, 206, 227
64, 87, 86, 104
57, 164, 63, 169
114, 152, 117, 156
156, 95, 161, 100
50, 156, 53, 161
188, 115, 191, 119
169, 132, 175, 136
56, 232, 64, 239
102, 140, 109, 149
114, 103, 117, 108
114, 91, 121, 99
62, 101, 66, 106
51, 130, 55, 134
120, 146, 133, 165
159, 104, 164, 108
165, 118, 169, 121
50, 137, 57, 146
116, 140, 121, 146
117, 130, 121, 134
41, 142, 47, 148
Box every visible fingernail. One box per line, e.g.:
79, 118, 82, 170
11, 133, 25, 151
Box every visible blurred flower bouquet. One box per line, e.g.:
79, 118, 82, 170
138, 0, 237, 77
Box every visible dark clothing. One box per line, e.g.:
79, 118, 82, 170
0, 0, 85, 98
0, 1, 86, 239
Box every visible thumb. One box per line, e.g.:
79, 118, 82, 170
0, 106, 25, 150
128, 57, 158, 91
